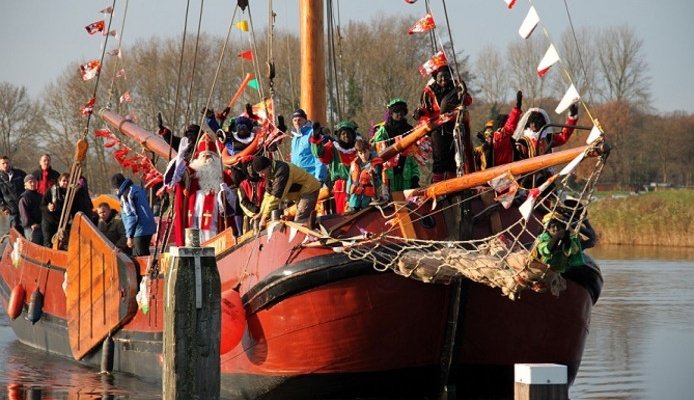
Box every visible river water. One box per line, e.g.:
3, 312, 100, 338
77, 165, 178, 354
1, 224, 692, 399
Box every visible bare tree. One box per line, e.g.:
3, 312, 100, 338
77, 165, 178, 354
474, 45, 510, 105
596, 25, 650, 109
553, 27, 599, 105
507, 35, 549, 107
0, 82, 43, 168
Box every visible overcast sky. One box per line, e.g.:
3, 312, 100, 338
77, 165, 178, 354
1, 0, 692, 113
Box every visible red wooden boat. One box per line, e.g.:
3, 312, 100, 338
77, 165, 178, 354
0, 1, 607, 399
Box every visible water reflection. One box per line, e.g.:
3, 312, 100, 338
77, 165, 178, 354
571, 246, 694, 400
0, 316, 161, 399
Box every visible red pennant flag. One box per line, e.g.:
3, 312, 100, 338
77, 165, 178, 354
94, 128, 115, 138
504, 0, 517, 9
85, 20, 105, 35
418, 51, 448, 77
408, 13, 436, 35
119, 91, 132, 104
80, 97, 96, 116
80, 59, 101, 80
238, 50, 254, 61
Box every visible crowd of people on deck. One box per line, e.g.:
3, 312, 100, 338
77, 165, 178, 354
0, 62, 589, 271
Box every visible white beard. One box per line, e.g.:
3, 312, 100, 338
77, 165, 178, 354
190, 155, 223, 193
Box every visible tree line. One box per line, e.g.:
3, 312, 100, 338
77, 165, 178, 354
1, 15, 692, 194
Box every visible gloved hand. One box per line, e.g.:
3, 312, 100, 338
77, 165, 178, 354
410, 176, 420, 189
516, 90, 523, 109
221, 107, 231, 118
312, 122, 322, 139
277, 115, 287, 133
203, 108, 214, 118
245, 103, 256, 120
413, 108, 423, 121
547, 227, 566, 252
569, 103, 579, 118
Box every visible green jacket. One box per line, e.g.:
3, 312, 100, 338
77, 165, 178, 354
372, 124, 420, 192
534, 231, 584, 272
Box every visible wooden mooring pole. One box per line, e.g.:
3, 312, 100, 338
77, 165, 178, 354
514, 363, 568, 400
163, 229, 221, 400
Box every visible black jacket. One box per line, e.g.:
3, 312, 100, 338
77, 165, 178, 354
0, 168, 26, 214
19, 189, 43, 229
98, 211, 130, 254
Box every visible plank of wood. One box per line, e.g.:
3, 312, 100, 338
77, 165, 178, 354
66, 213, 138, 360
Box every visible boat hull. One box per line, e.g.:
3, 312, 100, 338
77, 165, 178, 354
0, 210, 600, 399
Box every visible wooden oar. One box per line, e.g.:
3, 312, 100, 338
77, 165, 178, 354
404, 145, 590, 199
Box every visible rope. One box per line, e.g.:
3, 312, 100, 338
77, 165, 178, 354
167, 0, 193, 161
106, 0, 130, 109
183, 0, 206, 125
294, 144, 608, 299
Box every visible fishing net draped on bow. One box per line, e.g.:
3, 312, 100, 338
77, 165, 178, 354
323, 145, 608, 301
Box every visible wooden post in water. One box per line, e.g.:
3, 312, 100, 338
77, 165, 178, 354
514, 363, 568, 400
163, 229, 221, 400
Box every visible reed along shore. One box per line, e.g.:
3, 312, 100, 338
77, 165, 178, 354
589, 189, 694, 247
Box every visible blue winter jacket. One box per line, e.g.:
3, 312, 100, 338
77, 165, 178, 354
117, 179, 156, 238
291, 121, 327, 183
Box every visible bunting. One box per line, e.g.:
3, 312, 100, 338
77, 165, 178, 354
235, 20, 249, 32
85, 20, 105, 35
536, 44, 559, 77
586, 125, 602, 145
119, 91, 132, 104
488, 172, 519, 209
238, 50, 253, 61
95, 129, 163, 188
248, 78, 259, 90
408, 13, 436, 35
518, 7, 539, 39
79, 59, 101, 80
555, 84, 580, 114
418, 51, 448, 77
504, 0, 517, 9
80, 97, 96, 116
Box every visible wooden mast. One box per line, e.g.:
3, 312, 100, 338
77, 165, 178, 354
299, 0, 326, 123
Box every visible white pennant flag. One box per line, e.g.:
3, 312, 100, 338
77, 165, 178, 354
555, 84, 580, 114
504, 0, 517, 9
288, 226, 298, 242
586, 125, 603, 144
519, 188, 539, 221
518, 6, 540, 39
560, 152, 586, 176
537, 44, 560, 77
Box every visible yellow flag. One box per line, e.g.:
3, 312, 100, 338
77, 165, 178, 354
235, 20, 249, 32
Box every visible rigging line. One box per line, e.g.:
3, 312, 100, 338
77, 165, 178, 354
285, 31, 296, 109
527, 0, 596, 125
440, 0, 467, 92
84, 0, 119, 139
183, 0, 206, 125
424, 0, 437, 52
330, 0, 343, 123
561, 0, 596, 124
246, 5, 266, 100
168, 0, 193, 161
106, 0, 130, 109
195, 3, 239, 153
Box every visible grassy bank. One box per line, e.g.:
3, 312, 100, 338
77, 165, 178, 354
588, 189, 694, 247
